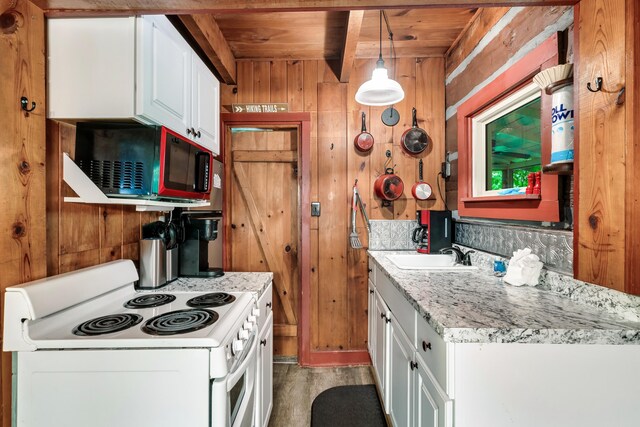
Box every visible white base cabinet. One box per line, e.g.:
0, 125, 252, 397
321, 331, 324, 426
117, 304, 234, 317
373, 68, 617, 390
368, 258, 640, 427
48, 15, 220, 155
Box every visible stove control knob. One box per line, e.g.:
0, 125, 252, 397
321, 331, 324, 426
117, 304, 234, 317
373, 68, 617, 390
243, 321, 253, 331
232, 339, 244, 355
248, 315, 257, 324
238, 329, 249, 340
252, 307, 260, 317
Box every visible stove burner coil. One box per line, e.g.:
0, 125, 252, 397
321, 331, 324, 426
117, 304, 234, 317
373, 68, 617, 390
142, 309, 219, 336
73, 313, 143, 336
186, 292, 236, 308
124, 294, 176, 309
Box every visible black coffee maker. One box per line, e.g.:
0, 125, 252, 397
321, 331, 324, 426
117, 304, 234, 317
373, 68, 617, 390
178, 211, 224, 277
412, 210, 452, 254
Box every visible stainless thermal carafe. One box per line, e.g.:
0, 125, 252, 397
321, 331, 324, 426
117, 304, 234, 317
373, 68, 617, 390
139, 238, 167, 289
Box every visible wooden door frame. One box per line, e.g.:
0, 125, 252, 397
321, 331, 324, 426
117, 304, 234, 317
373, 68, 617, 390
221, 112, 311, 362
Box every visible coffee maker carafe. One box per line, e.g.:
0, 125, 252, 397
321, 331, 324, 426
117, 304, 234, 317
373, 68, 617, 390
411, 210, 452, 254
179, 212, 224, 277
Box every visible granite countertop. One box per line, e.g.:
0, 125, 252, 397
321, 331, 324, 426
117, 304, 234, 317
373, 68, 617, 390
156, 272, 273, 298
368, 251, 640, 345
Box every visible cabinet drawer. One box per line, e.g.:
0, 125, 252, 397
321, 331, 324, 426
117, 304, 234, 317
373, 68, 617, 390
376, 272, 415, 344
257, 282, 273, 333
416, 315, 449, 394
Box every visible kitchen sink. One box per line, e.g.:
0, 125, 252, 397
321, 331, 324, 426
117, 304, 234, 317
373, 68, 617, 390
386, 253, 478, 270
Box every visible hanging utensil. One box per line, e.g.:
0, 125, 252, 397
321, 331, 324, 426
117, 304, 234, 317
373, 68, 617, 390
411, 159, 433, 201
355, 185, 370, 234
401, 107, 429, 155
354, 112, 374, 153
349, 181, 362, 249
381, 106, 400, 127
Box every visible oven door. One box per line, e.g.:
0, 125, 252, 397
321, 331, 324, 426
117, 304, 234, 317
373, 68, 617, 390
226, 331, 258, 427
158, 126, 212, 200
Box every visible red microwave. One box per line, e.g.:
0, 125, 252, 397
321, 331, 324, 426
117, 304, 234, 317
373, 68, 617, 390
75, 123, 212, 201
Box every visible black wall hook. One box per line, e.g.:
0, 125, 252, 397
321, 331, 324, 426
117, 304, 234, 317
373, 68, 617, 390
20, 96, 36, 113
587, 77, 603, 93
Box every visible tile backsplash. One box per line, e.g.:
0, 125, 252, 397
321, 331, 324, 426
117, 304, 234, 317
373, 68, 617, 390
454, 219, 573, 275
369, 218, 573, 275
369, 220, 418, 250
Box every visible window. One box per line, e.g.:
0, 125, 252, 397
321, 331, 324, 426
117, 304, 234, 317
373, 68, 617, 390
472, 83, 541, 196
457, 34, 561, 222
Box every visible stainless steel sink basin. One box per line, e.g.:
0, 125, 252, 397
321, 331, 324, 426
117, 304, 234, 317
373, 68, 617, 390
386, 253, 478, 270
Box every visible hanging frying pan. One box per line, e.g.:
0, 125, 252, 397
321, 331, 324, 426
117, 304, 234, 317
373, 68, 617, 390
411, 159, 433, 201
374, 168, 404, 202
401, 107, 429, 155
354, 112, 374, 153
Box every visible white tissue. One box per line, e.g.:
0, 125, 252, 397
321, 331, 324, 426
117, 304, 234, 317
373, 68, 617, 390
503, 248, 544, 287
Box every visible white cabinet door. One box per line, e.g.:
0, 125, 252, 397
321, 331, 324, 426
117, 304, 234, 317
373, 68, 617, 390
191, 54, 220, 154
373, 290, 390, 411
368, 280, 376, 361
256, 313, 273, 427
415, 354, 452, 427
137, 15, 191, 137
389, 314, 415, 427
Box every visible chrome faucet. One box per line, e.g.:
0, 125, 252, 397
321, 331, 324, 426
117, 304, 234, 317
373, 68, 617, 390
439, 246, 475, 266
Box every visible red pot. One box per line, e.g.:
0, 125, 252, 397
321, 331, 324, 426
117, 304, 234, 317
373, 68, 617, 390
374, 168, 404, 201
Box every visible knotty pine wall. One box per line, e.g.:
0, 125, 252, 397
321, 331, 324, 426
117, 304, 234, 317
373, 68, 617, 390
444, 5, 573, 209
1, 2, 46, 426
221, 58, 445, 353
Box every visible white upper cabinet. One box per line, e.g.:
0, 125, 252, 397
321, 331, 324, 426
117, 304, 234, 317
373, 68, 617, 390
191, 54, 221, 155
48, 15, 220, 155
136, 15, 191, 137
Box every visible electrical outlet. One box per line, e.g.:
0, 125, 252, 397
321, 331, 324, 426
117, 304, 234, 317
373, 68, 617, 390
441, 152, 452, 179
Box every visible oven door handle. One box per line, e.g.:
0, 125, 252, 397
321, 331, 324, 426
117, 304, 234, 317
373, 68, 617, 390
226, 330, 258, 390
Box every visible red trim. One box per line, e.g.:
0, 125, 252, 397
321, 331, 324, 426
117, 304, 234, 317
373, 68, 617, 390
158, 126, 212, 200
220, 112, 313, 364
572, 3, 580, 276
457, 34, 561, 222
300, 350, 371, 367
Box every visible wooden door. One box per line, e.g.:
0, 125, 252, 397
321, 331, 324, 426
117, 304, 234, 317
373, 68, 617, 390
229, 126, 299, 357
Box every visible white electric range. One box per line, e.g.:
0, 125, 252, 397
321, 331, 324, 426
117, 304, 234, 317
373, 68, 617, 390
3, 259, 259, 427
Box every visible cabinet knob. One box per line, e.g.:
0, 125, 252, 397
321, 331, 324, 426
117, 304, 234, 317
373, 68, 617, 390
422, 340, 432, 352
266, 302, 272, 309
368, 268, 372, 273
260, 339, 267, 346
369, 289, 374, 294
186, 128, 192, 135
195, 130, 201, 138
410, 361, 418, 370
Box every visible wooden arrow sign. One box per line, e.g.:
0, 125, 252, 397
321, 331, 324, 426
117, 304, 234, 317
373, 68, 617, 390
232, 103, 289, 113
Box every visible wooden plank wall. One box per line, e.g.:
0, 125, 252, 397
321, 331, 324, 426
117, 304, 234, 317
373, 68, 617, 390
575, 0, 628, 291
221, 58, 445, 354
46, 121, 158, 275
0, 2, 46, 426
444, 6, 572, 209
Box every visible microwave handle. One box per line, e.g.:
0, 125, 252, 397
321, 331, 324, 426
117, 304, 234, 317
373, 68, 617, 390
194, 151, 211, 193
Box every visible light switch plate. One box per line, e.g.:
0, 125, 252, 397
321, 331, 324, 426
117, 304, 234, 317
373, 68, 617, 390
311, 202, 321, 217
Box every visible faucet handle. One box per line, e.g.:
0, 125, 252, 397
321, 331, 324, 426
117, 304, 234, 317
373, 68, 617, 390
461, 250, 475, 266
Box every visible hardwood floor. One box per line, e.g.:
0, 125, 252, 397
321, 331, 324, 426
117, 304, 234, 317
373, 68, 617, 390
269, 363, 375, 427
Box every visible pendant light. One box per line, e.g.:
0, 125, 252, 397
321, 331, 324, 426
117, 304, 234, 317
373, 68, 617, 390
355, 11, 404, 106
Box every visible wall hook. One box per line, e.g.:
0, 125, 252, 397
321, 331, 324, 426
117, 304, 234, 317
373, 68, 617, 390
20, 96, 36, 113
586, 77, 603, 93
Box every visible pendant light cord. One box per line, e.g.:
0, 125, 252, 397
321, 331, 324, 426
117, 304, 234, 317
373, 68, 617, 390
381, 11, 397, 81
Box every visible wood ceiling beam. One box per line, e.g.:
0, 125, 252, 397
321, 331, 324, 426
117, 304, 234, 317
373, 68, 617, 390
339, 10, 364, 83
178, 14, 237, 84
36, 0, 578, 15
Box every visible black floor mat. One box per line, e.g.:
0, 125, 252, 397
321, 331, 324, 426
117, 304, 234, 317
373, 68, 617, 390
311, 384, 386, 427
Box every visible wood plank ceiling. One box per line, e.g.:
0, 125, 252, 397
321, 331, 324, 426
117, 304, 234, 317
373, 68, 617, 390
213, 9, 477, 61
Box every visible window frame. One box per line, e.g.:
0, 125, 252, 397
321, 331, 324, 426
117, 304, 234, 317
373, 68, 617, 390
457, 33, 560, 222
472, 82, 542, 197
